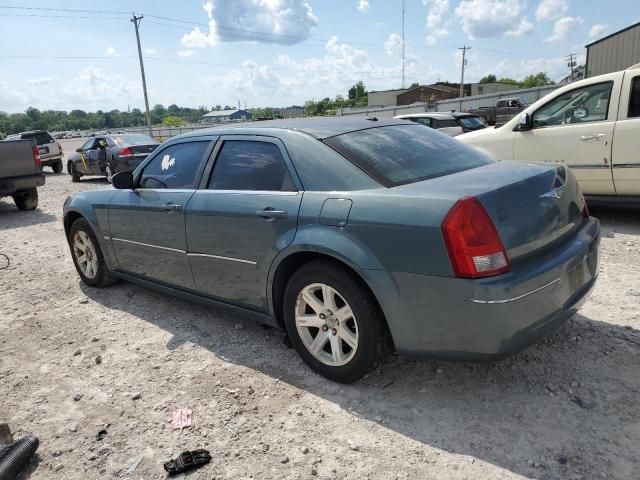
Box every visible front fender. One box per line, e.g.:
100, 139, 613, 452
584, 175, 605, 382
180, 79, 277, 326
63, 191, 118, 269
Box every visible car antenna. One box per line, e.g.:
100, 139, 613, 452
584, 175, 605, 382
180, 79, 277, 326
366, 117, 378, 121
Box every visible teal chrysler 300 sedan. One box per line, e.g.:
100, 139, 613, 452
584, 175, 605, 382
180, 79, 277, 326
63, 118, 600, 383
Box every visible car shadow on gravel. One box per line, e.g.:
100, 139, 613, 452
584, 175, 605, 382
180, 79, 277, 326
0, 201, 57, 231
81, 280, 640, 480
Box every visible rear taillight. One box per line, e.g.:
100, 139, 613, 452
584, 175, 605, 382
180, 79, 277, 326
441, 197, 510, 278
119, 147, 133, 157
32, 145, 41, 169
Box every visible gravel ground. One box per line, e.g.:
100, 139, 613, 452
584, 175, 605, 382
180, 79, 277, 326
1, 146, 639, 479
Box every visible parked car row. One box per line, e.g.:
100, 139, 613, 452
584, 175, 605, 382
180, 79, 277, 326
394, 112, 487, 136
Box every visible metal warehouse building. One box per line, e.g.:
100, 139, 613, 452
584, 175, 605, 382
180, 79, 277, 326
586, 21, 640, 77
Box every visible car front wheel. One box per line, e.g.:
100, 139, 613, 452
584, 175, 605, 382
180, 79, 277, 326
283, 261, 388, 383
68, 218, 118, 287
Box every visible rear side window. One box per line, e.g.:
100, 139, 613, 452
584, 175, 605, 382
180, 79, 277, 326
629, 76, 640, 118
323, 125, 493, 187
22, 132, 53, 145
208, 140, 296, 191
408, 117, 431, 127
432, 119, 458, 129
139, 141, 209, 189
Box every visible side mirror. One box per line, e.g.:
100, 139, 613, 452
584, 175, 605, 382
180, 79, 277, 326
517, 113, 531, 131
112, 171, 134, 189
75, 148, 83, 153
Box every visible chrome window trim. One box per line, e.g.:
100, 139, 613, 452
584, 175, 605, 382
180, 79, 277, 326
187, 253, 257, 265
469, 278, 561, 304
193, 189, 299, 196
567, 164, 609, 169
612, 164, 640, 168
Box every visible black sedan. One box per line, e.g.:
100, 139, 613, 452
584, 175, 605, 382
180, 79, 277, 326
67, 134, 159, 183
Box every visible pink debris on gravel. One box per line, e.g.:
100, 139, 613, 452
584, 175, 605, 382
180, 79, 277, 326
171, 408, 193, 430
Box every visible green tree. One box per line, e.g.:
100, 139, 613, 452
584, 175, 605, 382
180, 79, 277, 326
162, 115, 185, 126
479, 74, 497, 83
497, 77, 519, 85
348, 81, 367, 106
521, 72, 555, 88
409, 82, 420, 89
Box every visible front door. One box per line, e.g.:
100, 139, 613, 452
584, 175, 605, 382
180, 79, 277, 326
108, 139, 213, 289
514, 80, 618, 195
186, 136, 302, 310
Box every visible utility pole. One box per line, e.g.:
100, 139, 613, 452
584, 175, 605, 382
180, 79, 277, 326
131, 14, 152, 137
401, 0, 406, 89
458, 46, 470, 111
565, 53, 577, 81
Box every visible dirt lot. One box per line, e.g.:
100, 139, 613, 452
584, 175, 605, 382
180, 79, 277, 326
1, 150, 639, 479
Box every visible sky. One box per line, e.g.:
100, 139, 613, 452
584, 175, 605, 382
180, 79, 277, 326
0, 0, 637, 113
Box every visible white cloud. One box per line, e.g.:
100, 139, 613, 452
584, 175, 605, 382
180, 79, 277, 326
105, 47, 120, 57
177, 50, 194, 57
384, 33, 402, 57
181, 0, 318, 47
546, 16, 583, 42
423, 0, 449, 44
535, 0, 569, 22
357, 0, 370, 13
588, 23, 607, 39
27, 77, 56, 87
143, 48, 157, 55
455, 0, 534, 39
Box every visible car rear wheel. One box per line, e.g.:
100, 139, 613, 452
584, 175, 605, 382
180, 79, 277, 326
52, 160, 63, 173
12, 188, 38, 211
68, 162, 81, 182
68, 218, 118, 287
283, 261, 388, 383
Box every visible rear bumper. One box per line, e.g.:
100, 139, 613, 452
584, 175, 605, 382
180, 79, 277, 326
0, 174, 45, 196
41, 155, 63, 166
370, 217, 600, 360
113, 156, 146, 173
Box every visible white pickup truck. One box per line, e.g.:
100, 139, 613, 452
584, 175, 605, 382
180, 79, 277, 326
458, 64, 640, 202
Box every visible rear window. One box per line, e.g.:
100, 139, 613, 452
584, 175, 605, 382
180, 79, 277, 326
323, 125, 493, 187
22, 131, 53, 145
111, 134, 157, 146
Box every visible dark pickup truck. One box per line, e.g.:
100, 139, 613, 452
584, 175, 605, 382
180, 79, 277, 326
468, 97, 528, 126
0, 140, 45, 210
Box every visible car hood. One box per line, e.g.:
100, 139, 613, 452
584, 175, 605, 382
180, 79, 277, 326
456, 126, 498, 142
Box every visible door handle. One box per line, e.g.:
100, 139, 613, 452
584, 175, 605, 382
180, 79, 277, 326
161, 203, 183, 212
580, 134, 605, 142
256, 208, 287, 220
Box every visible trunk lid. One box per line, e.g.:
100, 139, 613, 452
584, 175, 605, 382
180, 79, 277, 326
394, 161, 585, 261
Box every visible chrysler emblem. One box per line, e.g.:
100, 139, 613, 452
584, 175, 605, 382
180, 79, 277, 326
540, 184, 567, 199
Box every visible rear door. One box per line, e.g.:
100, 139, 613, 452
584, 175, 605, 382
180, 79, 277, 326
514, 76, 621, 195
108, 139, 214, 289
185, 136, 302, 310
611, 72, 640, 195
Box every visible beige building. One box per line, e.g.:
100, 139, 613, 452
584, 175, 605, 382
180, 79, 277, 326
367, 88, 409, 107
586, 21, 640, 77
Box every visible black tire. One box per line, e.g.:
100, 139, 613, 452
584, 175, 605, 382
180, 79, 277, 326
68, 161, 81, 182
283, 260, 388, 383
12, 188, 38, 211
68, 217, 118, 287
52, 160, 63, 173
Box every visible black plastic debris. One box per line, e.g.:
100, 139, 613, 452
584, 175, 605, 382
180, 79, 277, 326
163, 449, 211, 476
0, 435, 40, 480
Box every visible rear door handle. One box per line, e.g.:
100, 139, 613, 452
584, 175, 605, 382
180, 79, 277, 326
161, 203, 183, 212
256, 208, 287, 220
580, 134, 606, 142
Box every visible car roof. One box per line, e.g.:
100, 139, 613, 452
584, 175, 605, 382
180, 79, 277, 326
394, 112, 454, 120
450, 112, 478, 118
174, 117, 417, 141
18, 130, 49, 135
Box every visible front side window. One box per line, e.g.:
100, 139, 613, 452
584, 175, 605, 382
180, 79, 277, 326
432, 119, 458, 129
409, 117, 431, 127
532, 82, 613, 128
457, 116, 486, 129
208, 140, 296, 191
81, 139, 95, 151
139, 141, 209, 189
629, 76, 640, 118
324, 125, 493, 187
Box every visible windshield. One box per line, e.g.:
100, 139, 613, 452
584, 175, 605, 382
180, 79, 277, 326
458, 116, 486, 130
110, 134, 158, 146
323, 125, 493, 187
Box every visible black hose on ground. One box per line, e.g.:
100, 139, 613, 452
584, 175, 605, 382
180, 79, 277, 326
0, 435, 39, 480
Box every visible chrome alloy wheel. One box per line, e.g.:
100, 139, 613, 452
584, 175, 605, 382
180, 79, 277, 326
295, 283, 359, 367
73, 230, 99, 279
105, 163, 113, 183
